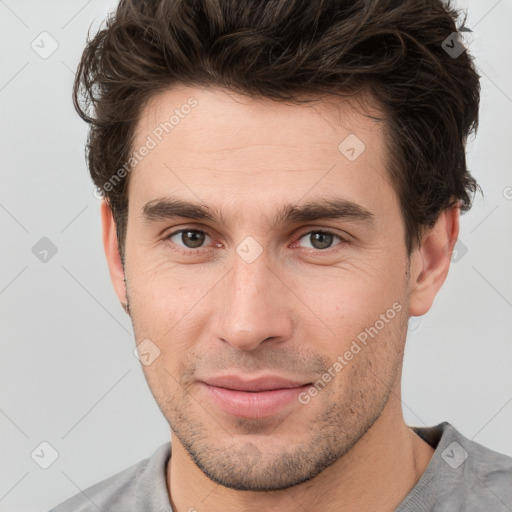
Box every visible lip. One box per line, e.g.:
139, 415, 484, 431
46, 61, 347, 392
199, 375, 311, 419
202, 375, 308, 391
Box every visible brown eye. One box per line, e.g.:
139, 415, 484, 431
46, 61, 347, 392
297, 231, 344, 250
168, 229, 210, 249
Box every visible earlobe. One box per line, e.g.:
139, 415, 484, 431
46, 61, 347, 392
408, 205, 460, 317
100, 200, 128, 308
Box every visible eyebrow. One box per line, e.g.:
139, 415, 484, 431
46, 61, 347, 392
141, 196, 374, 228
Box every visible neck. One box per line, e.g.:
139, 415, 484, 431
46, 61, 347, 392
167, 393, 434, 512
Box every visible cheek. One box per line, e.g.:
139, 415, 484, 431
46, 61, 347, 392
306, 262, 406, 325
138, 336, 194, 405
126, 270, 200, 373
126, 256, 207, 317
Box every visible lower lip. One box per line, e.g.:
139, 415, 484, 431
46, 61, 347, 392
201, 383, 311, 419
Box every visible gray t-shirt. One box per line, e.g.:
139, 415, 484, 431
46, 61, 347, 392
48, 422, 512, 511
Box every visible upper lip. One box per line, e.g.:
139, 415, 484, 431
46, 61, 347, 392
201, 375, 309, 392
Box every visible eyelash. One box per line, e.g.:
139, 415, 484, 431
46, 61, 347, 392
163, 228, 348, 256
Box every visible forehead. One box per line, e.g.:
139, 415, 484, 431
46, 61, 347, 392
128, 84, 396, 222
134, 84, 384, 156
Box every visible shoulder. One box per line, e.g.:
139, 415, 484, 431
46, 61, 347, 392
456, 426, 512, 506
47, 442, 172, 512
411, 422, 512, 511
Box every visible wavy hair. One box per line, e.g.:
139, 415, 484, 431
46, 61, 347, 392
73, 0, 480, 263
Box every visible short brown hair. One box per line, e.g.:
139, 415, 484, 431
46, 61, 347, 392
73, 0, 480, 264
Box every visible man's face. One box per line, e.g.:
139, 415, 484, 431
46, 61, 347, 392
123, 85, 412, 490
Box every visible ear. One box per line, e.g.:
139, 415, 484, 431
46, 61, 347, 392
100, 200, 128, 308
408, 204, 460, 316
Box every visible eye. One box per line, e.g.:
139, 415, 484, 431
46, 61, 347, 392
166, 229, 212, 250
295, 230, 346, 251
164, 227, 347, 255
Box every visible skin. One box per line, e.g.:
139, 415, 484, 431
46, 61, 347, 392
101, 84, 459, 512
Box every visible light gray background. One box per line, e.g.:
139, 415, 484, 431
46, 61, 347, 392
1, 1, 511, 511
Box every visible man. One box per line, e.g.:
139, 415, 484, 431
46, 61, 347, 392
50, 0, 512, 510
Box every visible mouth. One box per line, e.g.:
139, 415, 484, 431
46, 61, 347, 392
199, 375, 312, 419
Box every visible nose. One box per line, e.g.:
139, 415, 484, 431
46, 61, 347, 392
212, 247, 294, 352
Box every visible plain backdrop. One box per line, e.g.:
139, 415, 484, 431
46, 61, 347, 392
1, 1, 511, 511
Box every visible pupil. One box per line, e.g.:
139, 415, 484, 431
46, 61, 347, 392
183, 231, 204, 248
312, 232, 332, 249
